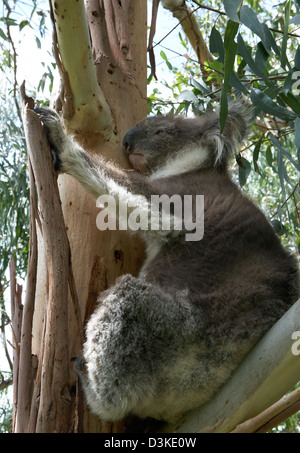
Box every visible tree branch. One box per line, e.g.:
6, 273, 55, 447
85, 0, 108, 63
163, 298, 300, 433
232, 386, 300, 433
161, 0, 213, 68
49, 0, 114, 135
18, 85, 84, 432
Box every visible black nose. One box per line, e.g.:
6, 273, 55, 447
123, 125, 138, 151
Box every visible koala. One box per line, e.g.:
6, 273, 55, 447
35, 102, 299, 423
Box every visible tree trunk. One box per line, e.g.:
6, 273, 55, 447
14, 0, 147, 433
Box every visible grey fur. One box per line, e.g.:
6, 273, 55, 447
36, 103, 299, 423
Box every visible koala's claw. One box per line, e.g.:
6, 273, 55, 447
34, 107, 64, 171
71, 356, 85, 375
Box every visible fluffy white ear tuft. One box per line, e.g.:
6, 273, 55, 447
205, 101, 254, 167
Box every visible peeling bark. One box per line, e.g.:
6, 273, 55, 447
18, 94, 80, 432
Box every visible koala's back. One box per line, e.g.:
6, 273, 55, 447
144, 168, 299, 344
82, 167, 299, 423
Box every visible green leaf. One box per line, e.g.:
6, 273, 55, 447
160, 50, 167, 61
224, 0, 241, 23
295, 118, 300, 148
281, 0, 291, 70
240, 5, 265, 42
290, 14, 300, 25
276, 148, 286, 199
35, 35, 41, 49
270, 135, 300, 171
250, 88, 297, 120
271, 219, 289, 237
255, 42, 269, 71
191, 78, 210, 95
295, 46, 300, 70
283, 71, 294, 94
224, 20, 240, 50
279, 92, 300, 115
266, 147, 273, 166
237, 156, 251, 186
0, 28, 7, 41
177, 90, 198, 103
253, 136, 263, 173
209, 27, 225, 62
220, 20, 239, 131
237, 34, 267, 81
230, 71, 249, 94
261, 24, 280, 57
19, 20, 29, 31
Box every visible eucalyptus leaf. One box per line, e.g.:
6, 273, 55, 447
177, 90, 198, 103
238, 156, 251, 186
230, 71, 249, 95
237, 34, 268, 81
295, 47, 300, 70
266, 147, 273, 166
220, 20, 239, 132
250, 88, 297, 120
290, 14, 300, 24
223, 0, 241, 23
240, 6, 265, 42
281, 0, 291, 70
209, 26, 225, 62
261, 24, 280, 57
276, 149, 286, 199
270, 134, 300, 171
295, 117, 300, 148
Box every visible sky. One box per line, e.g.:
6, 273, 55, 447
8, 0, 187, 99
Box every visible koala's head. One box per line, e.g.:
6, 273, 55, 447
123, 102, 253, 176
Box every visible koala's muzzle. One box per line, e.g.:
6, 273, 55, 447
123, 125, 139, 153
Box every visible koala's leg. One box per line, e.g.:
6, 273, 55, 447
76, 274, 199, 422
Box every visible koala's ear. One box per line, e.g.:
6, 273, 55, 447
222, 101, 254, 147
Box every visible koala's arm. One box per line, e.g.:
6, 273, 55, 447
35, 108, 178, 241
35, 108, 146, 197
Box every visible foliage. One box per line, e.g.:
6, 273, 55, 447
0, 0, 52, 433
148, 0, 300, 257
0, 379, 12, 433
0, 97, 29, 287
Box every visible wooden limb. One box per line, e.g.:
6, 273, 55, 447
103, 0, 136, 83
50, 0, 114, 135
164, 298, 300, 433
19, 86, 78, 432
68, 266, 84, 346
84, 255, 108, 329
112, 0, 134, 61
161, 0, 213, 68
14, 155, 38, 433
9, 255, 23, 433
85, 0, 108, 64
74, 255, 108, 433
148, 0, 160, 80
50, 2, 74, 120
231, 387, 300, 433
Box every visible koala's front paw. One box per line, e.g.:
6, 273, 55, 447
71, 356, 86, 377
35, 107, 66, 171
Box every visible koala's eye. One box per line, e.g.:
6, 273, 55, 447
154, 129, 166, 135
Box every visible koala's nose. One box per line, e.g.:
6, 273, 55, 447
123, 126, 138, 152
